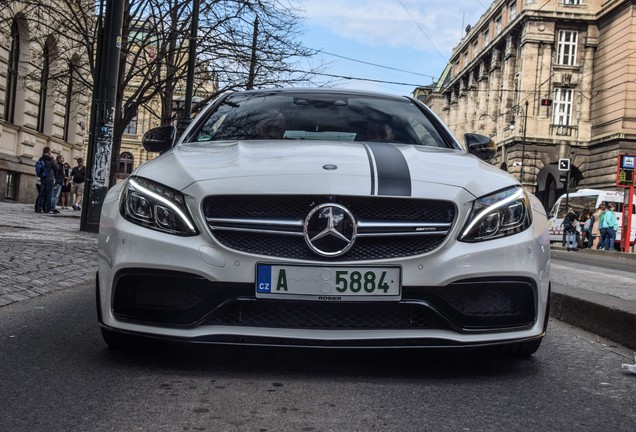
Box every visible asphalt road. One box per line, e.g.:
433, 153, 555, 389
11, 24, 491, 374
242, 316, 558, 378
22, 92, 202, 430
551, 249, 636, 274
1, 282, 634, 432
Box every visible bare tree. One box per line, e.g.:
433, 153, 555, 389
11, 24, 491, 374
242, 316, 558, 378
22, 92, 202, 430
0, 0, 324, 185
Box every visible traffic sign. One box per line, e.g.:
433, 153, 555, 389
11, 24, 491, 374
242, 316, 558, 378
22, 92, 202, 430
558, 158, 571, 172
616, 154, 636, 187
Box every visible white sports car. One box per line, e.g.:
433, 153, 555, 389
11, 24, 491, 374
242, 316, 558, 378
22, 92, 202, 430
97, 89, 550, 355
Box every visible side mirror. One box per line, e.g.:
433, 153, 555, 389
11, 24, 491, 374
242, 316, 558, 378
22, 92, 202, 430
465, 133, 496, 160
142, 126, 176, 154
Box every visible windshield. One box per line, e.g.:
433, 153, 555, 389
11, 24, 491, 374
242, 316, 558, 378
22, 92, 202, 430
190, 92, 452, 148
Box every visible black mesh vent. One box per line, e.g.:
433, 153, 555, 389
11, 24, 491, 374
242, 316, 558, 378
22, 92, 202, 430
203, 195, 455, 222
206, 300, 450, 330
212, 231, 445, 261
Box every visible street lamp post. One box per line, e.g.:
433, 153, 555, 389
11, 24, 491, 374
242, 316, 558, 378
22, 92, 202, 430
509, 100, 529, 185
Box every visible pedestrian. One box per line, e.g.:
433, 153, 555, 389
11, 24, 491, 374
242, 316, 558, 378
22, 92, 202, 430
579, 208, 591, 249
61, 162, 72, 209
562, 207, 579, 251
50, 155, 65, 214
603, 203, 619, 250
35, 147, 56, 214
597, 203, 608, 250
70, 157, 86, 211
587, 206, 600, 248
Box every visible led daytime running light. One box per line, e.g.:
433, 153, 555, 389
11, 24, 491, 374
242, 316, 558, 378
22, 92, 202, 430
461, 188, 526, 239
128, 178, 196, 233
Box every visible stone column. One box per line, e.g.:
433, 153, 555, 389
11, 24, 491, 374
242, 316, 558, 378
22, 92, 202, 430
466, 71, 478, 133
488, 49, 502, 135
579, 27, 598, 129
449, 88, 459, 137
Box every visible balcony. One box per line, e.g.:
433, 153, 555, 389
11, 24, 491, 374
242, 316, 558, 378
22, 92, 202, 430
550, 124, 578, 138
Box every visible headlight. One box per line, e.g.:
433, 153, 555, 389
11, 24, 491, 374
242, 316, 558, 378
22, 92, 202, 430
120, 176, 198, 236
459, 187, 532, 242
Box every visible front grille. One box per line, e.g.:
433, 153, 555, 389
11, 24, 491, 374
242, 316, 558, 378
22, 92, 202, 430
202, 195, 456, 260
212, 231, 445, 261
206, 300, 450, 330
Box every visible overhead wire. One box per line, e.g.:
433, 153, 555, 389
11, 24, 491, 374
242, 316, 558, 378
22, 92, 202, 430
314, 50, 437, 79
396, 0, 447, 63
287, 69, 428, 87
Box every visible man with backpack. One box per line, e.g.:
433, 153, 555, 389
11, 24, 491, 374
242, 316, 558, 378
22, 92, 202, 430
35, 147, 56, 214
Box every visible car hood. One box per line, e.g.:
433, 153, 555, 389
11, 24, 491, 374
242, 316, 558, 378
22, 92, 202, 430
135, 140, 518, 198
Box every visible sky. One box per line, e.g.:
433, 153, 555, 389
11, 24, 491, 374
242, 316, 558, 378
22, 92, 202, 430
297, 0, 490, 96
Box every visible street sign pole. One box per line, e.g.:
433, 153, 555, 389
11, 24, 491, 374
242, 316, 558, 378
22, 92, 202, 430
559, 158, 571, 246
616, 154, 636, 251
80, 0, 125, 233
621, 188, 634, 252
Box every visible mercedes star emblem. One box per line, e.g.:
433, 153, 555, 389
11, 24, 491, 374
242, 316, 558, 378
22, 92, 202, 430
304, 203, 357, 257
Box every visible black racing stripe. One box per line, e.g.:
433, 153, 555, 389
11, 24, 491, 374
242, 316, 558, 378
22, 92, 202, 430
365, 142, 411, 196
362, 144, 376, 195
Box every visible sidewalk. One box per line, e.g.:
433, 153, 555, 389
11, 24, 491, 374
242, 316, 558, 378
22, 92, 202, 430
549, 244, 636, 351
0, 202, 96, 306
0, 201, 634, 350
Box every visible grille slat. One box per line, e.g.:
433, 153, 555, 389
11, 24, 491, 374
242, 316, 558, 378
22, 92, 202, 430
202, 195, 455, 260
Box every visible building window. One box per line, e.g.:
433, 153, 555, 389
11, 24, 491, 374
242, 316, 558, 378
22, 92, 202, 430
483, 29, 490, 46
118, 152, 134, 179
124, 115, 138, 135
463, 51, 468, 68
563, 0, 581, 4
557, 30, 578, 66
509, 3, 516, 21
5, 172, 17, 200
472, 41, 478, 59
553, 88, 573, 125
495, 16, 502, 35
4, 19, 20, 123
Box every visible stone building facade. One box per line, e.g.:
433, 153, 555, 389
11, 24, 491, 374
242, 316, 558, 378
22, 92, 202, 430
0, 7, 218, 201
423, 0, 636, 210
0, 2, 88, 203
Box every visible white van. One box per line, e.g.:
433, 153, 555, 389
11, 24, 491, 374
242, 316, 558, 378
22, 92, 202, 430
547, 188, 636, 246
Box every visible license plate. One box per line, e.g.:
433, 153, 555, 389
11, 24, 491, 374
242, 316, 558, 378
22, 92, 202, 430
256, 264, 401, 301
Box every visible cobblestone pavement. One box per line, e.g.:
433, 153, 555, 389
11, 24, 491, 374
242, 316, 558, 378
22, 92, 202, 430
0, 202, 97, 307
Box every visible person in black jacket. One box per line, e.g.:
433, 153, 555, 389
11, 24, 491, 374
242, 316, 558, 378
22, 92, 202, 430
35, 147, 56, 214
70, 158, 86, 211
50, 155, 65, 214
563, 208, 579, 251
60, 162, 72, 209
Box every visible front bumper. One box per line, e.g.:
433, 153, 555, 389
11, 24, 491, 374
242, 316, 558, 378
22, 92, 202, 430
97, 188, 550, 347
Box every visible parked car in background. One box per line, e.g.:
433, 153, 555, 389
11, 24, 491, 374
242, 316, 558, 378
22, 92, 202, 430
97, 88, 550, 355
